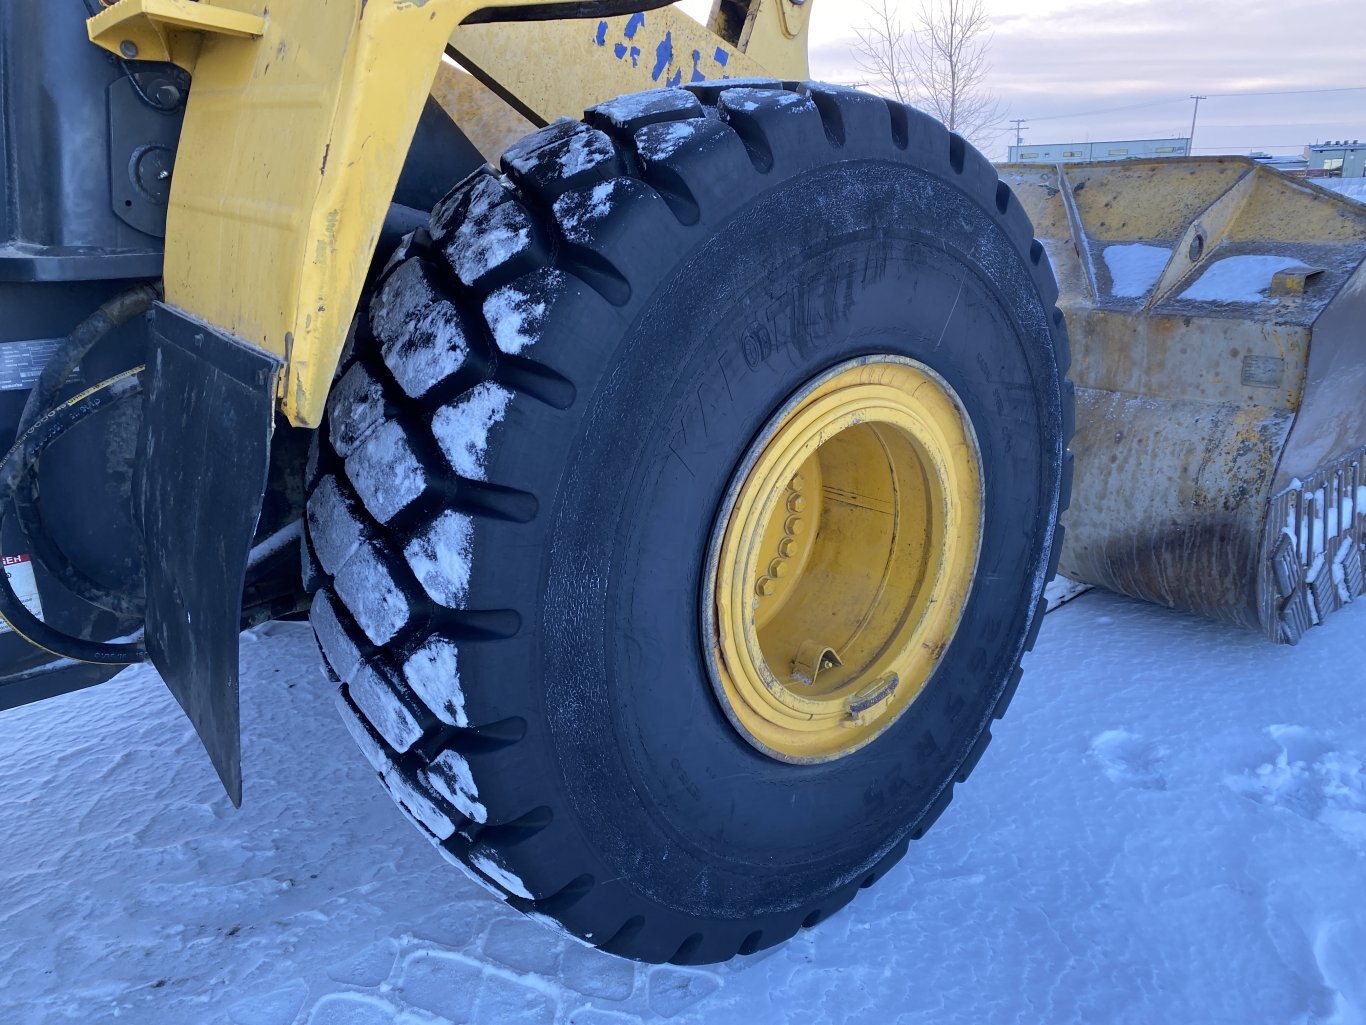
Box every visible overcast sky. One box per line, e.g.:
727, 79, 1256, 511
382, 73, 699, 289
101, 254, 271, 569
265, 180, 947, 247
679, 0, 1364, 160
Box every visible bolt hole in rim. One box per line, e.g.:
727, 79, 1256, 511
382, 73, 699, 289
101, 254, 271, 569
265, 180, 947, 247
703, 356, 985, 763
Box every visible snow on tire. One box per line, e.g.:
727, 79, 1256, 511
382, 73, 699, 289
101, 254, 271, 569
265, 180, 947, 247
304, 81, 1072, 965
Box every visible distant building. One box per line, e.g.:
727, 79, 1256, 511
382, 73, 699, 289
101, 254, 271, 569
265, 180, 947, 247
1251, 152, 1309, 173
1006, 138, 1190, 163
1305, 141, 1365, 177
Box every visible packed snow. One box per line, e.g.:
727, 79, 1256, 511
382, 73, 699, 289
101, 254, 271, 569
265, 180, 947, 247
591, 90, 699, 129
331, 543, 408, 645
346, 420, 426, 525
2, 593, 1364, 1025
373, 261, 471, 400
324, 365, 385, 459
403, 509, 475, 609
305, 475, 365, 576
720, 88, 814, 115
1281, 479, 1363, 561
348, 664, 423, 753
1102, 242, 1170, 298
431, 381, 513, 482
1179, 254, 1309, 304
636, 120, 704, 164
403, 637, 468, 729
446, 192, 534, 288
555, 130, 617, 180
554, 181, 622, 245
426, 749, 486, 824
483, 273, 564, 356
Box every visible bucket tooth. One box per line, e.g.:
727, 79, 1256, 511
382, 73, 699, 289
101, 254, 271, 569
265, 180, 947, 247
1308, 543, 1343, 620
1279, 589, 1313, 646
1340, 541, 1365, 602
1270, 534, 1300, 599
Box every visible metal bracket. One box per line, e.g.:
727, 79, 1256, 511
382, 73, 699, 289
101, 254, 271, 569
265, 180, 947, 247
88, 0, 266, 72
1270, 265, 1325, 297
109, 71, 187, 237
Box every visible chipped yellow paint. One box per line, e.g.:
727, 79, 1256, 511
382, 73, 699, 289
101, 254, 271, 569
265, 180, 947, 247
86, 0, 814, 426
448, 2, 808, 125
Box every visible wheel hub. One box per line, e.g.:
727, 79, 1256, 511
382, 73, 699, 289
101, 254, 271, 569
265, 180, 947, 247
704, 357, 984, 763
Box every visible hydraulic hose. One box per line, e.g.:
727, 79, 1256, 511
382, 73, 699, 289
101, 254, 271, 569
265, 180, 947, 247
12, 283, 159, 618
0, 367, 150, 665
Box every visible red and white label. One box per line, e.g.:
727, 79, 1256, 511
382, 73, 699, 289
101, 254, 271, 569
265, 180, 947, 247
0, 555, 45, 634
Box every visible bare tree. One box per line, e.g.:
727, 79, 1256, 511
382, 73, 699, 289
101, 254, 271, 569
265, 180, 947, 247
913, 0, 1001, 143
854, 0, 1002, 146
852, 0, 917, 105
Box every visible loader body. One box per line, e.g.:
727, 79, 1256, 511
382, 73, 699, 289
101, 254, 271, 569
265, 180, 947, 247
0, 0, 1361, 960
1001, 160, 1366, 642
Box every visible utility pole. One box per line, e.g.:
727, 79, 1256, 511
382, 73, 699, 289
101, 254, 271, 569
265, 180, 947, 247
1188, 95, 1207, 154
1009, 119, 1028, 148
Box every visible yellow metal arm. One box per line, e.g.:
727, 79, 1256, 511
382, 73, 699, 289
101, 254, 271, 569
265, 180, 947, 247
87, 0, 813, 427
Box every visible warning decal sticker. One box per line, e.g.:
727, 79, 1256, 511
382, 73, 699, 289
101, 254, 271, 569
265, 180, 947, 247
0, 555, 45, 634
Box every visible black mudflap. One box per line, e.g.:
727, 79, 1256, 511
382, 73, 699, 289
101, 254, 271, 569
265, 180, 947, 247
141, 304, 280, 805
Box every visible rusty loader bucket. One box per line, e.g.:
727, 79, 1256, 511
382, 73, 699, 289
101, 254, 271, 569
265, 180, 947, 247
1000, 157, 1366, 643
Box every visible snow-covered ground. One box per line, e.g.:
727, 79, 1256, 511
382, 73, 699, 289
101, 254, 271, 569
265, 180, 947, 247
2, 592, 1364, 1025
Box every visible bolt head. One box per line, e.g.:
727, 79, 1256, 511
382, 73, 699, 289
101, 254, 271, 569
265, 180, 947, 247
152, 82, 183, 108
755, 577, 775, 598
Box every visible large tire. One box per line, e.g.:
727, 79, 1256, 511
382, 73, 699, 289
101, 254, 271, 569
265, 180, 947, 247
303, 82, 1071, 965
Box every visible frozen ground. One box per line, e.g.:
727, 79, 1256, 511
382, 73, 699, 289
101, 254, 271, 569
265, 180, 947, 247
2, 591, 1364, 1025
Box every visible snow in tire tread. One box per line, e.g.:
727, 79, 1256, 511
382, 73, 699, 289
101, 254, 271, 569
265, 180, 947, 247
304, 80, 1073, 964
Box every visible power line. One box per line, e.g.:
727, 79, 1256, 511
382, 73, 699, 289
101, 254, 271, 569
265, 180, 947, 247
1205, 86, 1366, 98
1026, 85, 1366, 124
1009, 118, 1027, 146
1029, 98, 1186, 122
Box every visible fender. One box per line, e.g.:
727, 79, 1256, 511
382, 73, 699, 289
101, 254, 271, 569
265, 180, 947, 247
75, 0, 811, 797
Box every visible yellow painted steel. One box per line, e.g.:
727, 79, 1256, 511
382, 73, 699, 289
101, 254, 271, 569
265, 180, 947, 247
87, 0, 265, 71
1000, 157, 1366, 639
431, 60, 537, 164
448, 4, 805, 125
86, 0, 812, 427
705, 358, 983, 763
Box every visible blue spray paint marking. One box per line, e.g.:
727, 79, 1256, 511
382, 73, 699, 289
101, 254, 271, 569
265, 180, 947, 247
614, 42, 628, 59
714, 47, 730, 67
595, 21, 608, 46
667, 68, 683, 88
629, 46, 641, 68
624, 12, 645, 39
652, 31, 674, 82
690, 50, 707, 83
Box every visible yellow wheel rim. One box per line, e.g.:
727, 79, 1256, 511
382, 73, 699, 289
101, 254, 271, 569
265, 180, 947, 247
703, 356, 984, 763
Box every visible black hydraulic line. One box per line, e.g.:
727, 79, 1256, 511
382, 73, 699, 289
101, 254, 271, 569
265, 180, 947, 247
17, 284, 158, 435
0, 368, 149, 665
12, 283, 159, 618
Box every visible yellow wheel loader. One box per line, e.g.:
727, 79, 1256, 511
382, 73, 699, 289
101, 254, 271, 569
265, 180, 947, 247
0, 0, 1361, 965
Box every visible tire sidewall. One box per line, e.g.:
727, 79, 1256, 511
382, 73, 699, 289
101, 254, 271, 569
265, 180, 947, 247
474, 158, 1061, 919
